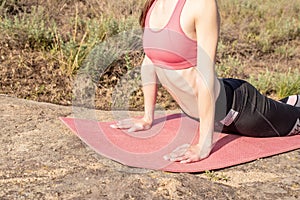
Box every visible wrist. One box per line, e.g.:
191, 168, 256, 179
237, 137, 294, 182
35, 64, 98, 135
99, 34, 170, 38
196, 143, 212, 159
142, 115, 153, 125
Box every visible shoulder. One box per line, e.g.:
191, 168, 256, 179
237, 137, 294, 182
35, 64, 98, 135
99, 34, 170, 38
186, 0, 218, 17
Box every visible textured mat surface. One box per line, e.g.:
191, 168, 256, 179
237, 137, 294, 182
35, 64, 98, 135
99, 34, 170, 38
60, 114, 300, 172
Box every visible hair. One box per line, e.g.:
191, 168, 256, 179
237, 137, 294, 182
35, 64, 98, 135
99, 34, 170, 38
139, 0, 156, 28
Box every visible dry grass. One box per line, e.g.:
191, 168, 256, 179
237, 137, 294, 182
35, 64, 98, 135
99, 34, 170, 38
0, 0, 299, 109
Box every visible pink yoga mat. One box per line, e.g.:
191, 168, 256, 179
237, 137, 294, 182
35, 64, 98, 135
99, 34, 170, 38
60, 114, 300, 172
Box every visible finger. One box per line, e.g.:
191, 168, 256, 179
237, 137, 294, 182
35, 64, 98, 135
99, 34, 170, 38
110, 124, 118, 128
109, 123, 132, 129
169, 151, 185, 160
171, 144, 189, 155
169, 146, 189, 159
116, 119, 134, 126
170, 155, 189, 162
127, 126, 137, 133
127, 124, 144, 133
171, 152, 193, 163
110, 118, 135, 129
180, 158, 192, 164
170, 150, 195, 163
173, 144, 190, 152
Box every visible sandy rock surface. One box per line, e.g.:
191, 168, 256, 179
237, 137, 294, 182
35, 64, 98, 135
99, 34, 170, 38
0, 95, 299, 199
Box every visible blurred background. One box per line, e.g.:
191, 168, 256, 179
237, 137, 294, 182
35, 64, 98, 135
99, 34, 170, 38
0, 0, 299, 110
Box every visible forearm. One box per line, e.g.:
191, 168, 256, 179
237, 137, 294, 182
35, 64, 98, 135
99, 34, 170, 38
197, 76, 217, 157
194, 0, 219, 149
142, 83, 157, 123
141, 56, 158, 124
198, 100, 214, 155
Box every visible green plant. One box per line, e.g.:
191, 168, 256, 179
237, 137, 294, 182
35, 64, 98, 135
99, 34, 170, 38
247, 69, 300, 98
216, 55, 245, 78
204, 170, 230, 182
275, 69, 300, 99
0, 6, 56, 50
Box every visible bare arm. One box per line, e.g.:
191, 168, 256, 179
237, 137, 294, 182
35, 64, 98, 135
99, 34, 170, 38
111, 55, 158, 132
141, 55, 158, 125
195, 0, 220, 158
170, 0, 220, 163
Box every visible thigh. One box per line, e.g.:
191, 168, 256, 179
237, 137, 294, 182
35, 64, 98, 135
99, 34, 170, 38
222, 80, 300, 137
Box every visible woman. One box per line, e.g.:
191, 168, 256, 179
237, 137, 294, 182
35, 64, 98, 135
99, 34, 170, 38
111, 0, 300, 164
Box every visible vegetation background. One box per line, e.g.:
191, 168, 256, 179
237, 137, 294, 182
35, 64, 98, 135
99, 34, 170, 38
0, 0, 299, 110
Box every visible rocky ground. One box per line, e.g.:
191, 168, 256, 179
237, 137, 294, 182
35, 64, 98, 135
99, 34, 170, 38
0, 94, 299, 200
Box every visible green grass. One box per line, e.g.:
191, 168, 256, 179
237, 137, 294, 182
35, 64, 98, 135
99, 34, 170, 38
217, 0, 300, 97
248, 69, 300, 98
216, 55, 245, 78
204, 170, 230, 182
0, 7, 54, 50
218, 0, 300, 55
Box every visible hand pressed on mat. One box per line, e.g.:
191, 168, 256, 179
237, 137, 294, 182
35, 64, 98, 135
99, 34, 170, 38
164, 143, 211, 164
110, 117, 152, 133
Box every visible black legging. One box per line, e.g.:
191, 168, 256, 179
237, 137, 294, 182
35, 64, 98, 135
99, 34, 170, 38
185, 78, 300, 137
218, 78, 300, 137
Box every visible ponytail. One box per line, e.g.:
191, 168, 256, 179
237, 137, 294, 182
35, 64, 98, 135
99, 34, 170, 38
139, 0, 156, 28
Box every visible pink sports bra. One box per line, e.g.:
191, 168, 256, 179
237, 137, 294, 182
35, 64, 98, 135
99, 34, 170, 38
143, 0, 197, 70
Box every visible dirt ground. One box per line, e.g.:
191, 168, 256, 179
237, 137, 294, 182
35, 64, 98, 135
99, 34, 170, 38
0, 94, 299, 200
